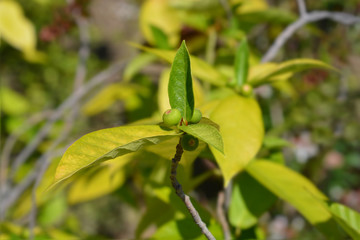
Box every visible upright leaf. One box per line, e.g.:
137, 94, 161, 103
150, 25, 171, 49
52, 125, 181, 187
129, 43, 227, 86
246, 160, 343, 239
168, 41, 194, 121
330, 203, 360, 239
210, 95, 264, 186
233, 38, 249, 87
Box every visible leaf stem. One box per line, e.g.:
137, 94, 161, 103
170, 139, 216, 240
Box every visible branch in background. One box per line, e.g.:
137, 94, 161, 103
261, 10, 360, 63
9, 61, 124, 178
0, 111, 53, 184
216, 190, 231, 240
170, 139, 216, 240
296, 0, 307, 17
29, 7, 91, 238
0, 61, 125, 219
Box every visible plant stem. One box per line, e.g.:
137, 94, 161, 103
170, 139, 216, 240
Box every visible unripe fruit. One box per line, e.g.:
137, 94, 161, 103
162, 108, 182, 126
241, 84, 253, 97
181, 134, 199, 151
190, 109, 202, 124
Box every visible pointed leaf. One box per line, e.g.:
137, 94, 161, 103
129, 43, 227, 86
209, 95, 264, 186
168, 41, 194, 121
330, 203, 360, 239
53, 125, 180, 186
233, 38, 249, 87
229, 172, 277, 229
158, 68, 205, 115
178, 119, 224, 153
246, 160, 343, 238
249, 59, 337, 86
150, 24, 171, 49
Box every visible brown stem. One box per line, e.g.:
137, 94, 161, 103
170, 139, 216, 240
217, 190, 231, 240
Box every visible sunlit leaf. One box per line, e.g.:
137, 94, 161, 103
1, 87, 30, 116
210, 95, 264, 186
82, 83, 147, 116
179, 120, 224, 153
67, 158, 129, 204
0, 0, 45, 62
129, 43, 228, 86
249, 59, 337, 86
330, 203, 360, 239
150, 24, 171, 49
140, 0, 181, 47
246, 160, 344, 238
53, 125, 181, 187
123, 53, 157, 82
168, 41, 194, 121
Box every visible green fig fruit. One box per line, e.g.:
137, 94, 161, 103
162, 108, 182, 126
190, 109, 202, 124
181, 134, 199, 151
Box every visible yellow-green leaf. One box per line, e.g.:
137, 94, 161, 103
53, 125, 181, 186
179, 119, 224, 153
67, 158, 129, 204
0, 0, 45, 62
82, 83, 148, 116
249, 59, 337, 86
210, 95, 264, 186
1, 87, 30, 116
129, 43, 228, 86
246, 160, 343, 238
140, 0, 181, 47
330, 203, 360, 239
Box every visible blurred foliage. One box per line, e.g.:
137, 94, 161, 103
1, 0, 360, 239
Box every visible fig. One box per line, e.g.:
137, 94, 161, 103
162, 108, 182, 126
190, 109, 202, 124
181, 134, 199, 151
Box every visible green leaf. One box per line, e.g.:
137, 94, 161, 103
129, 42, 228, 86
1, 87, 30, 116
246, 160, 343, 238
123, 53, 157, 82
209, 95, 264, 186
168, 41, 194, 121
158, 68, 205, 116
178, 119, 224, 153
150, 24, 171, 49
53, 125, 181, 187
233, 38, 249, 87
229, 172, 277, 229
249, 59, 337, 86
330, 203, 360, 239
0, 0, 45, 62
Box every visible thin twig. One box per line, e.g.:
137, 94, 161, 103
261, 10, 360, 63
170, 139, 216, 240
216, 190, 231, 240
29, 13, 90, 238
9, 61, 124, 178
296, 0, 307, 17
0, 111, 53, 184
0, 61, 125, 219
